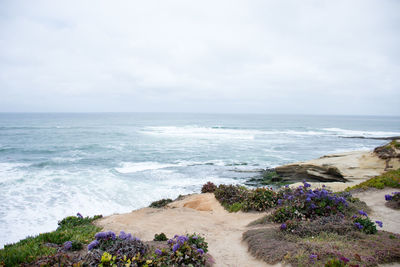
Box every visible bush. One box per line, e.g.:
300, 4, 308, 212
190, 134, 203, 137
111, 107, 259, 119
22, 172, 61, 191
154, 233, 168, 241
242, 187, 278, 211
201, 181, 217, 193
214, 184, 249, 206
153, 234, 211, 266
269, 183, 349, 223
84, 231, 149, 266
149, 198, 173, 208
270, 206, 302, 223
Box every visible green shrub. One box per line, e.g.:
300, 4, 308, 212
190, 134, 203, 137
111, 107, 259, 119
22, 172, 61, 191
242, 187, 277, 211
354, 217, 377, 234
227, 202, 243, 212
149, 198, 173, 208
214, 184, 248, 206
270, 206, 301, 223
154, 233, 168, 241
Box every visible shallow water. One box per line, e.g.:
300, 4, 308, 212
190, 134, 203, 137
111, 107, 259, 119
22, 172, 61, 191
0, 113, 399, 247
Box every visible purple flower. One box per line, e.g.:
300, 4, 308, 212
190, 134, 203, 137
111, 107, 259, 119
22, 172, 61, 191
119, 231, 127, 240
192, 235, 198, 240
303, 181, 311, 188
306, 197, 311, 202
354, 222, 363, 230
95, 231, 116, 240
352, 215, 358, 219
310, 203, 317, 209
173, 243, 180, 252
197, 248, 204, 255
375, 220, 383, 228
95, 232, 108, 240
88, 240, 99, 250
167, 239, 175, 244
76, 213, 83, 219
358, 210, 368, 217
340, 257, 350, 263
63, 241, 72, 250
309, 254, 317, 263
277, 199, 283, 205
280, 223, 287, 230
385, 194, 393, 201
155, 249, 162, 256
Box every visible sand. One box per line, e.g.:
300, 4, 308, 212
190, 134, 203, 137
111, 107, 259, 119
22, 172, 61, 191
96, 193, 285, 267
353, 188, 400, 235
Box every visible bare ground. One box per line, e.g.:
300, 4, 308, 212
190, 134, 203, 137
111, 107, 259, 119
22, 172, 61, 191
96, 193, 284, 267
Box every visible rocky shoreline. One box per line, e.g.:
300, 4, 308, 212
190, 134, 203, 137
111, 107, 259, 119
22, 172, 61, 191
255, 139, 400, 185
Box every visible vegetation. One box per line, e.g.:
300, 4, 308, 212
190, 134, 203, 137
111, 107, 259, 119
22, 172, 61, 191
153, 232, 168, 241
241, 182, 398, 266
149, 198, 173, 208
213, 184, 279, 212
0, 214, 102, 266
346, 168, 400, 190
385, 191, 400, 209
201, 181, 217, 193
86, 232, 213, 266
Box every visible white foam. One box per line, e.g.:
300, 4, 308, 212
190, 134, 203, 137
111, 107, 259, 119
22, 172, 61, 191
0, 162, 30, 172
140, 126, 261, 140
116, 162, 178, 173
322, 128, 400, 137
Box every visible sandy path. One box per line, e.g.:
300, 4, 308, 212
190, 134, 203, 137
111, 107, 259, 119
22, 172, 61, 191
96, 193, 281, 267
353, 188, 400, 234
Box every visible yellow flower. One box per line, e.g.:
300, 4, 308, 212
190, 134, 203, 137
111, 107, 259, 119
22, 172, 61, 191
146, 260, 153, 264
101, 252, 112, 263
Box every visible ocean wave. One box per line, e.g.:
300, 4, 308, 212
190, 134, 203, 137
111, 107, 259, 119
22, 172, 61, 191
115, 162, 179, 173
139, 126, 327, 140
322, 128, 400, 137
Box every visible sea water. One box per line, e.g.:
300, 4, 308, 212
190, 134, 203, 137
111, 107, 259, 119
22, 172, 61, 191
1, 113, 400, 247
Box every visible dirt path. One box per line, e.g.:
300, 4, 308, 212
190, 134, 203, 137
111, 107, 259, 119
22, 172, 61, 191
96, 193, 282, 267
353, 188, 400, 234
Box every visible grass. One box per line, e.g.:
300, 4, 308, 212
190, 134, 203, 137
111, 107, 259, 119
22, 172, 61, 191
0, 215, 102, 266
345, 169, 400, 191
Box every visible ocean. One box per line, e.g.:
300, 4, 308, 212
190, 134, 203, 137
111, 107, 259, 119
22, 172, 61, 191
1, 113, 400, 247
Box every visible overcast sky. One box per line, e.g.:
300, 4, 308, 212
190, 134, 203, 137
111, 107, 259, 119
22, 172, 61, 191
0, 0, 399, 115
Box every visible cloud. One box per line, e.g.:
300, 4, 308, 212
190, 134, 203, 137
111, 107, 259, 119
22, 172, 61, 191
0, 0, 399, 115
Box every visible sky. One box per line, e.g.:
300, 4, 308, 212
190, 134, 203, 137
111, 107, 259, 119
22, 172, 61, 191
0, 0, 399, 115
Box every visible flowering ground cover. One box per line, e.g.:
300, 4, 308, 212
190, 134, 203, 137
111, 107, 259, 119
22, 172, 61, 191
241, 182, 400, 266
385, 191, 400, 209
